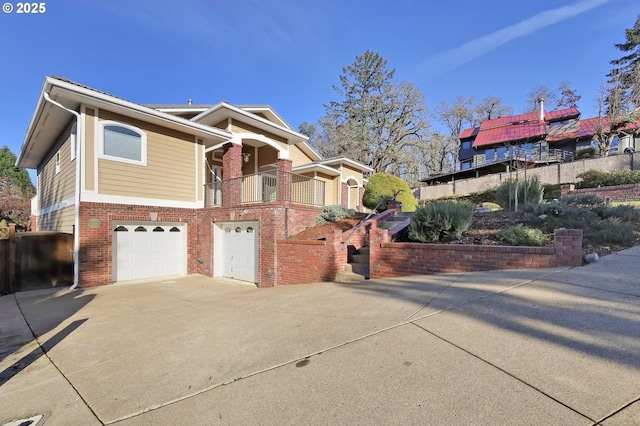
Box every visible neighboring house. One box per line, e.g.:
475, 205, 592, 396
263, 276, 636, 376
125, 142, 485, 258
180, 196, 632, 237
17, 76, 372, 287
423, 103, 640, 184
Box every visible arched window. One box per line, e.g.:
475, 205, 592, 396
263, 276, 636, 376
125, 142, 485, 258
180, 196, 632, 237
100, 121, 147, 165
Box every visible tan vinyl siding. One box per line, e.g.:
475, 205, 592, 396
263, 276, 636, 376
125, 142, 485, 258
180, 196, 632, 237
316, 172, 338, 205
257, 146, 278, 169
213, 119, 228, 130
97, 110, 198, 202
197, 139, 203, 201
289, 144, 312, 168
85, 108, 95, 190
39, 206, 75, 233
231, 120, 287, 144
39, 132, 76, 210
348, 186, 359, 209
342, 164, 364, 184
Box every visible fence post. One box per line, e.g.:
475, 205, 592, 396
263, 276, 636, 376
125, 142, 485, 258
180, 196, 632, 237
8, 224, 16, 293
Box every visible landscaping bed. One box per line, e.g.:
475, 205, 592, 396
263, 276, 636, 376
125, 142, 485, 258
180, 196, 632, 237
289, 209, 640, 261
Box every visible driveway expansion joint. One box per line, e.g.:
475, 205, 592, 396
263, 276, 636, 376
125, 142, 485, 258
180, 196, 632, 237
409, 321, 596, 424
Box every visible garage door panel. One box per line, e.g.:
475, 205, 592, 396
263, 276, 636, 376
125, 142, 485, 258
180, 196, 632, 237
219, 222, 258, 284
113, 223, 186, 282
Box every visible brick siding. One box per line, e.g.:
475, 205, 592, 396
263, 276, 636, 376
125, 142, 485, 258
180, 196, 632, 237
78, 201, 320, 287
78, 202, 198, 287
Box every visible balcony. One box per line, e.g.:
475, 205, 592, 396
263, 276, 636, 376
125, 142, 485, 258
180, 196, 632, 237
204, 171, 326, 207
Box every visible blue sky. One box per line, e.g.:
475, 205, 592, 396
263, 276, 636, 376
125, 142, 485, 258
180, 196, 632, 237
1, 0, 638, 171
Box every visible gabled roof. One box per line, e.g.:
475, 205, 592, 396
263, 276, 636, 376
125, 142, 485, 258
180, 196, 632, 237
17, 76, 232, 169
190, 102, 308, 145
318, 157, 374, 172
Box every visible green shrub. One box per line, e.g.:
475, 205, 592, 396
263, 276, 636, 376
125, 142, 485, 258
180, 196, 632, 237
563, 194, 605, 208
588, 217, 636, 244
362, 173, 418, 212
496, 224, 546, 246
466, 187, 497, 205
317, 205, 355, 224
575, 147, 598, 160
595, 204, 640, 223
542, 184, 561, 201
494, 176, 544, 210
530, 198, 638, 245
576, 169, 640, 189
408, 201, 475, 243
575, 169, 609, 188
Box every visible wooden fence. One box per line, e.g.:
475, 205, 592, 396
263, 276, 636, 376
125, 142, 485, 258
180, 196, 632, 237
1, 224, 73, 294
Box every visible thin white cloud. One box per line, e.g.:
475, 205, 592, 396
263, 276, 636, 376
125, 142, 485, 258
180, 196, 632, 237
420, 0, 612, 75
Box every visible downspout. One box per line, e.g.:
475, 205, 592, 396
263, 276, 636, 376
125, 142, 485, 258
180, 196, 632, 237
43, 92, 81, 290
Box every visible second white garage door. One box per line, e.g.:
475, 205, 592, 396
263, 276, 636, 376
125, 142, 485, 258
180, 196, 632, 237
218, 222, 258, 283
113, 223, 187, 282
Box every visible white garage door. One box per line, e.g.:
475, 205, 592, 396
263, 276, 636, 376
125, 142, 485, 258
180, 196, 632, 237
113, 223, 186, 282
219, 222, 258, 283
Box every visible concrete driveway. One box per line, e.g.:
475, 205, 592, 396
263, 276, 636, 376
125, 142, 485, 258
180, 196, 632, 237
1, 246, 639, 425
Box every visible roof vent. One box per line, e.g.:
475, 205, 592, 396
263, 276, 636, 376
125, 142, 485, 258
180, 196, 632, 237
188, 98, 193, 105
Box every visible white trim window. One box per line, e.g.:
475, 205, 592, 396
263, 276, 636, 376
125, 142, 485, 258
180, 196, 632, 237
99, 121, 147, 166
55, 151, 61, 174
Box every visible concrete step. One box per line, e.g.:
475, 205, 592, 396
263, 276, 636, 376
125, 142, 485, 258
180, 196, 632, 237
351, 253, 370, 264
335, 264, 366, 282
378, 220, 406, 229
357, 246, 370, 255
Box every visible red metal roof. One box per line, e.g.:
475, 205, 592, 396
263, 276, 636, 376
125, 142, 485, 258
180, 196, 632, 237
461, 106, 639, 149
545, 107, 580, 121
473, 122, 547, 147
479, 111, 539, 130
460, 126, 479, 139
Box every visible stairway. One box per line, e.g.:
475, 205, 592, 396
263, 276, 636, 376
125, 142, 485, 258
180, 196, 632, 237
336, 211, 413, 283
336, 245, 370, 282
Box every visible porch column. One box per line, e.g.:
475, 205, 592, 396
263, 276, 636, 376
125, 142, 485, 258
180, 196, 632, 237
276, 159, 292, 202
341, 182, 348, 207
222, 143, 242, 206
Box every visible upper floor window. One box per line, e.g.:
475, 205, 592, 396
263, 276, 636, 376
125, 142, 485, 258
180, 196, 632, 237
100, 121, 146, 166
461, 140, 472, 150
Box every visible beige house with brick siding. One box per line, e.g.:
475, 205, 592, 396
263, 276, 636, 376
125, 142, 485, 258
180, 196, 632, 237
17, 76, 372, 288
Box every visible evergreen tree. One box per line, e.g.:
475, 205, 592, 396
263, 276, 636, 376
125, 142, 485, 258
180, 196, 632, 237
314, 51, 430, 179
609, 14, 640, 109
0, 145, 35, 197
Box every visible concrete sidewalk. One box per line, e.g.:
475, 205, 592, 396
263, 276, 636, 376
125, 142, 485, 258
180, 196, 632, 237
1, 247, 639, 425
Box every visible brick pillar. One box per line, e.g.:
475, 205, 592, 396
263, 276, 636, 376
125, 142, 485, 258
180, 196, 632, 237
222, 143, 242, 206
560, 184, 575, 198
553, 229, 583, 266
369, 228, 390, 279
341, 182, 348, 207
277, 159, 292, 203
386, 200, 402, 213
328, 230, 347, 279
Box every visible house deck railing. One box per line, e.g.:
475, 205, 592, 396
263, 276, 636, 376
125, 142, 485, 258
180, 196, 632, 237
441, 148, 573, 175
204, 171, 326, 207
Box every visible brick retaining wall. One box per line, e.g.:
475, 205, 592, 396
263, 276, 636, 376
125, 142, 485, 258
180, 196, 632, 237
277, 230, 346, 285
369, 228, 583, 279
561, 183, 640, 202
